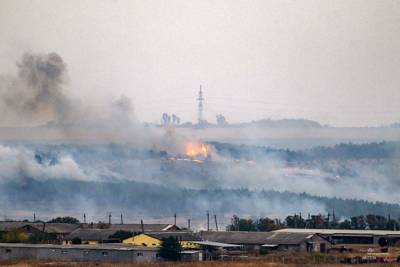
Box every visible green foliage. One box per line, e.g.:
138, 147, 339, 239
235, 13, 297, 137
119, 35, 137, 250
28, 232, 57, 244
97, 221, 110, 229
228, 213, 400, 231
108, 230, 133, 241
1, 229, 28, 243
159, 236, 182, 261
47, 216, 80, 224
227, 215, 284, 231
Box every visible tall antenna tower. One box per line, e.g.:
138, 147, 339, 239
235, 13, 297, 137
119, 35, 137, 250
197, 85, 204, 125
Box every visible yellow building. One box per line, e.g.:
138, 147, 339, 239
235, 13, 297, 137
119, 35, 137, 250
123, 232, 200, 249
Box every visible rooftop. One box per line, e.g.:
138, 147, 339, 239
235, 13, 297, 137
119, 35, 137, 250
0, 222, 80, 234
109, 224, 179, 232
275, 228, 400, 236
144, 231, 201, 241
0, 243, 158, 251
65, 228, 117, 241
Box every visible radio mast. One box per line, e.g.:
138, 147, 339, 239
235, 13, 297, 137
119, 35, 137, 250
197, 85, 204, 125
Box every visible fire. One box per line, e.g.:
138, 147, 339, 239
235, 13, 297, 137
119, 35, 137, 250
185, 143, 209, 158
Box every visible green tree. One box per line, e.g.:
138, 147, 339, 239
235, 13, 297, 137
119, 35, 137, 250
159, 236, 182, 261
28, 232, 57, 244
47, 216, 80, 224
227, 215, 256, 231
97, 221, 110, 229
1, 230, 28, 243
257, 217, 282, 231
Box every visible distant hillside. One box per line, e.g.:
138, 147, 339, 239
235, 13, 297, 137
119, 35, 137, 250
1, 178, 399, 219
175, 118, 324, 128
232, 118, 324, 128
210, 141, 400, 161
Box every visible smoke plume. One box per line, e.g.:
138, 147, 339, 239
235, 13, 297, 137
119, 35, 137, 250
0, 52, 71, 125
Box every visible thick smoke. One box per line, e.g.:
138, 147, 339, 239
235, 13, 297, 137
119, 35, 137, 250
0, 52, 70, 125
0, 52, 181, 150
0, 52, 398, 224
0, 145, 93, 182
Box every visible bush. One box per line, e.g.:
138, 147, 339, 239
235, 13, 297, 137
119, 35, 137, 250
47, 216, 80, 224
1, 230, 28, 243
158, 236, 182, 261
28, 232, 57, 244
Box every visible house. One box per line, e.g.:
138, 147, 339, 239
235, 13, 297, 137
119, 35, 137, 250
64, 229, 119, 245
0, 243, 158, 263
123, 231, 201, 249
261, 232, 331, 253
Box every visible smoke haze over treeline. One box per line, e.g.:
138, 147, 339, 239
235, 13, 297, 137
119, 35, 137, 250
0, 50, 399, 225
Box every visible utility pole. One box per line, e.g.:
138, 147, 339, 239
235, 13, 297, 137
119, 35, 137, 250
83, 213, 86, 224
120, 213, 123, 224
197, 85, 204, 125
214, 214, 218, 232
108, 212, 112, 225
188, 219, 191, 230
174, 213, 177, 226
207, 211, 210, 231
33, 213, 36, 222
141, 219, 144, 233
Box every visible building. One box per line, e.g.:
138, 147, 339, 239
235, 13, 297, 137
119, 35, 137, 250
180, 250, 203, 261
200, 231, 272, 251
200, 231, 331, 253
64, 224, 181, 245
64, 229, 119, 245
123, 231, 201, 249
0, 243, 158, 263
274, 229, 400, 246
261, 232, 331, 253
0, 222, 80, 242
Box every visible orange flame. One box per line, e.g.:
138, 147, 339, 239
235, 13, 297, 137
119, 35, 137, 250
185, 143, 209, 158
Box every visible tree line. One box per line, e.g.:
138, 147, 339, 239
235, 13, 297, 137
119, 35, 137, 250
227, 213, 400, 231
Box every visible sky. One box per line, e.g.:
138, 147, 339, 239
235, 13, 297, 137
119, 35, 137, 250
0, 0, 399, 127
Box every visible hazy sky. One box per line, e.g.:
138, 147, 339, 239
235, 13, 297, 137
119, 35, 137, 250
0, 0, 399, 127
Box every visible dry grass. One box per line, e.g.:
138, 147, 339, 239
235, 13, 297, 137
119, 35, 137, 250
1, 260, 399, 267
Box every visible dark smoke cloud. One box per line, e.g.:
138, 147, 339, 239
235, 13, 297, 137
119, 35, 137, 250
0, 52, 71, 125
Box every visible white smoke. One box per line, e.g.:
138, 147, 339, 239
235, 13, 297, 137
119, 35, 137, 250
0, 145, 93, 182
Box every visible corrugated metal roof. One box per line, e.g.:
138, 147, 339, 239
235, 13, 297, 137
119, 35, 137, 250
200, 231, 273, 245
65, 229, 117, 241
275, 228, 400, 236
109, 224, 178, 232
0, 222, 79, 234
199, 231, 321, 246
262, 232, 314, 245
144, 231, 201, 241
0, 243, 158, 251
192, 241, 242, 248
